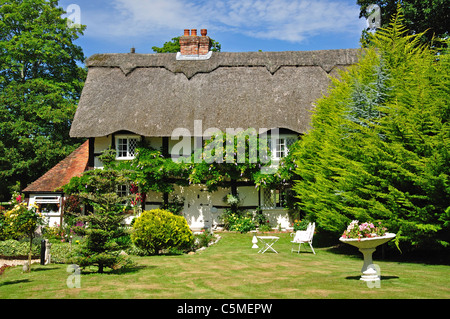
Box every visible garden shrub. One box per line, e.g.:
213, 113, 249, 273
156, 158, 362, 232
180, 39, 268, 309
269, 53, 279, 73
220, 209, 256, 233
292, 219, 310, 232
131, 209, 194, 255
0, 240, 39, 258
194, 229, 216, 249
50, 242, 83, 264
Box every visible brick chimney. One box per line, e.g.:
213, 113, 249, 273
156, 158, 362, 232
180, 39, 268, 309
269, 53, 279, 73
199, 29, 210, 55
179, 28, 211, 56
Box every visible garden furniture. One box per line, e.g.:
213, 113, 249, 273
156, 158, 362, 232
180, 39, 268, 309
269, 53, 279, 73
256, 236, 279, 254
290, 222, 316, 254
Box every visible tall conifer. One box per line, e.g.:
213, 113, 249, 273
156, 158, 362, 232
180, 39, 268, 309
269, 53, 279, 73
293, 7, 449, 250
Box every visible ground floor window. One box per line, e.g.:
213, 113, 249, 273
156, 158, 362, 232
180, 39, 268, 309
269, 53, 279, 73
261, 188, 286, 209
33, 196, 61, 214
116, 184, 131, 205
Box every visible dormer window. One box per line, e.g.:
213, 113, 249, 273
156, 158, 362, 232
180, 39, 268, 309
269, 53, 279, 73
116, 135, 139, 160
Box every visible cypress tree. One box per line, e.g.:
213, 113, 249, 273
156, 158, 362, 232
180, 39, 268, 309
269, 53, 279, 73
293, 7, 449, 251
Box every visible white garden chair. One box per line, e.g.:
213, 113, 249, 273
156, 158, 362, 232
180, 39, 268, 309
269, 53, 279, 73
290, 222, 316, 254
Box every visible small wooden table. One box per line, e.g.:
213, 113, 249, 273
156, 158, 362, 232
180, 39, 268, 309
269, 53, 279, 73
256, 236, 279, 254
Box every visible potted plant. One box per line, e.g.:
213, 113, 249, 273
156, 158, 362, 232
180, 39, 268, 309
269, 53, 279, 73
339, 220, 395, 281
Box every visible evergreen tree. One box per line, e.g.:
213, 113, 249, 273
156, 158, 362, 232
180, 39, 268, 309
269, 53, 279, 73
64, 155, 134, 273
293, 8, 449, 251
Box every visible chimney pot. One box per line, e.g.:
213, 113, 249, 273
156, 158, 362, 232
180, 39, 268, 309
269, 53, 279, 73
179, 28, 211, 58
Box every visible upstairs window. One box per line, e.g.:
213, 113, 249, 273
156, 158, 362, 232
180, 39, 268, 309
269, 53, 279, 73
275, 138, 287, 159
116, 136, 138, 160
268, 136, 297, 160
116, 185, 129, 198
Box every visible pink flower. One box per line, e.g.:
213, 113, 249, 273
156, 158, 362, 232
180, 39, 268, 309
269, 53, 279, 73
16, 195, 22, 202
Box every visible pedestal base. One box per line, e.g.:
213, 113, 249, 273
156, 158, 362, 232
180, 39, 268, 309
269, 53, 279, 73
360, 267, 380, 282
358, 248, 380, 281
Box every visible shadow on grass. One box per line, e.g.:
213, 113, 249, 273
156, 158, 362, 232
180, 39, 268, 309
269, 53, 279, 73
80, 264, 152, 275
345, 275, 400, 280
31, 266, 60, 272
0, 279, 31, 287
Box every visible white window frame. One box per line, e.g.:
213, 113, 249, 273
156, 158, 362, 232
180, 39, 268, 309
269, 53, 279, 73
34, 196, 61, 204
269, 135, 297, 161
115, 135, 140, 160
275, 138, 287, 159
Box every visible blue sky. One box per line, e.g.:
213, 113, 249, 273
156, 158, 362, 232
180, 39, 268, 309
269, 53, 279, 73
59, 0, 369, 60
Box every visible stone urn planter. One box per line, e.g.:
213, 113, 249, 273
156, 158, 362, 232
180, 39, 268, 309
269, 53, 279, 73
339, 233, 396, 281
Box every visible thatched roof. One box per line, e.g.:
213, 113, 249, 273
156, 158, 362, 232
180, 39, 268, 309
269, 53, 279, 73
70, 49, 360, 138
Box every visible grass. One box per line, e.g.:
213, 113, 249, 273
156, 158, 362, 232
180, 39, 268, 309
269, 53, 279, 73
0, 232, 449, 299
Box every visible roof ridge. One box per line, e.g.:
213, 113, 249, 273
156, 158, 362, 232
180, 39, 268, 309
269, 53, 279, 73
86, 49, 360, 79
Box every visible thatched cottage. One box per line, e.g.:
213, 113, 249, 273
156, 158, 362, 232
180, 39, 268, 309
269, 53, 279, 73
26, 29, 359, 229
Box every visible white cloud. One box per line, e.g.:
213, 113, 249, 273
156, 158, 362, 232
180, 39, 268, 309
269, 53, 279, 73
80, 0, 365, 43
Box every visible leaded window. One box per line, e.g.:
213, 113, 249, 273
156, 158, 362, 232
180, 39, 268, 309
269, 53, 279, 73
116, 137, 138, 159
262, 188, 285, 209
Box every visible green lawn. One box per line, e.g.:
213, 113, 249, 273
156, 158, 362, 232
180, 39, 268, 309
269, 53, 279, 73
1, 232, 449, 299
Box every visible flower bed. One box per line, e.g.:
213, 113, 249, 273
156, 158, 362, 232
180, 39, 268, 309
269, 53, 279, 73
341, 220, 387, 240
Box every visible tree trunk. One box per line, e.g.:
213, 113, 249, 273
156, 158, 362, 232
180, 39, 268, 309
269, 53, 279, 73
27, 233, 32, 272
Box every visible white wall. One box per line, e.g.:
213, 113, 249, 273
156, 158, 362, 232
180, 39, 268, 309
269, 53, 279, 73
28, 194, 63, 227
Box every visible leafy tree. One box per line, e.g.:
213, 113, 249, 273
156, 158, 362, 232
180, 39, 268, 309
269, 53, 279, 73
293, 8, 450, 251
152, 36, 222, 53
3, 192, 45, 272
0, 0, 86, 201
358, 0, 449, 47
